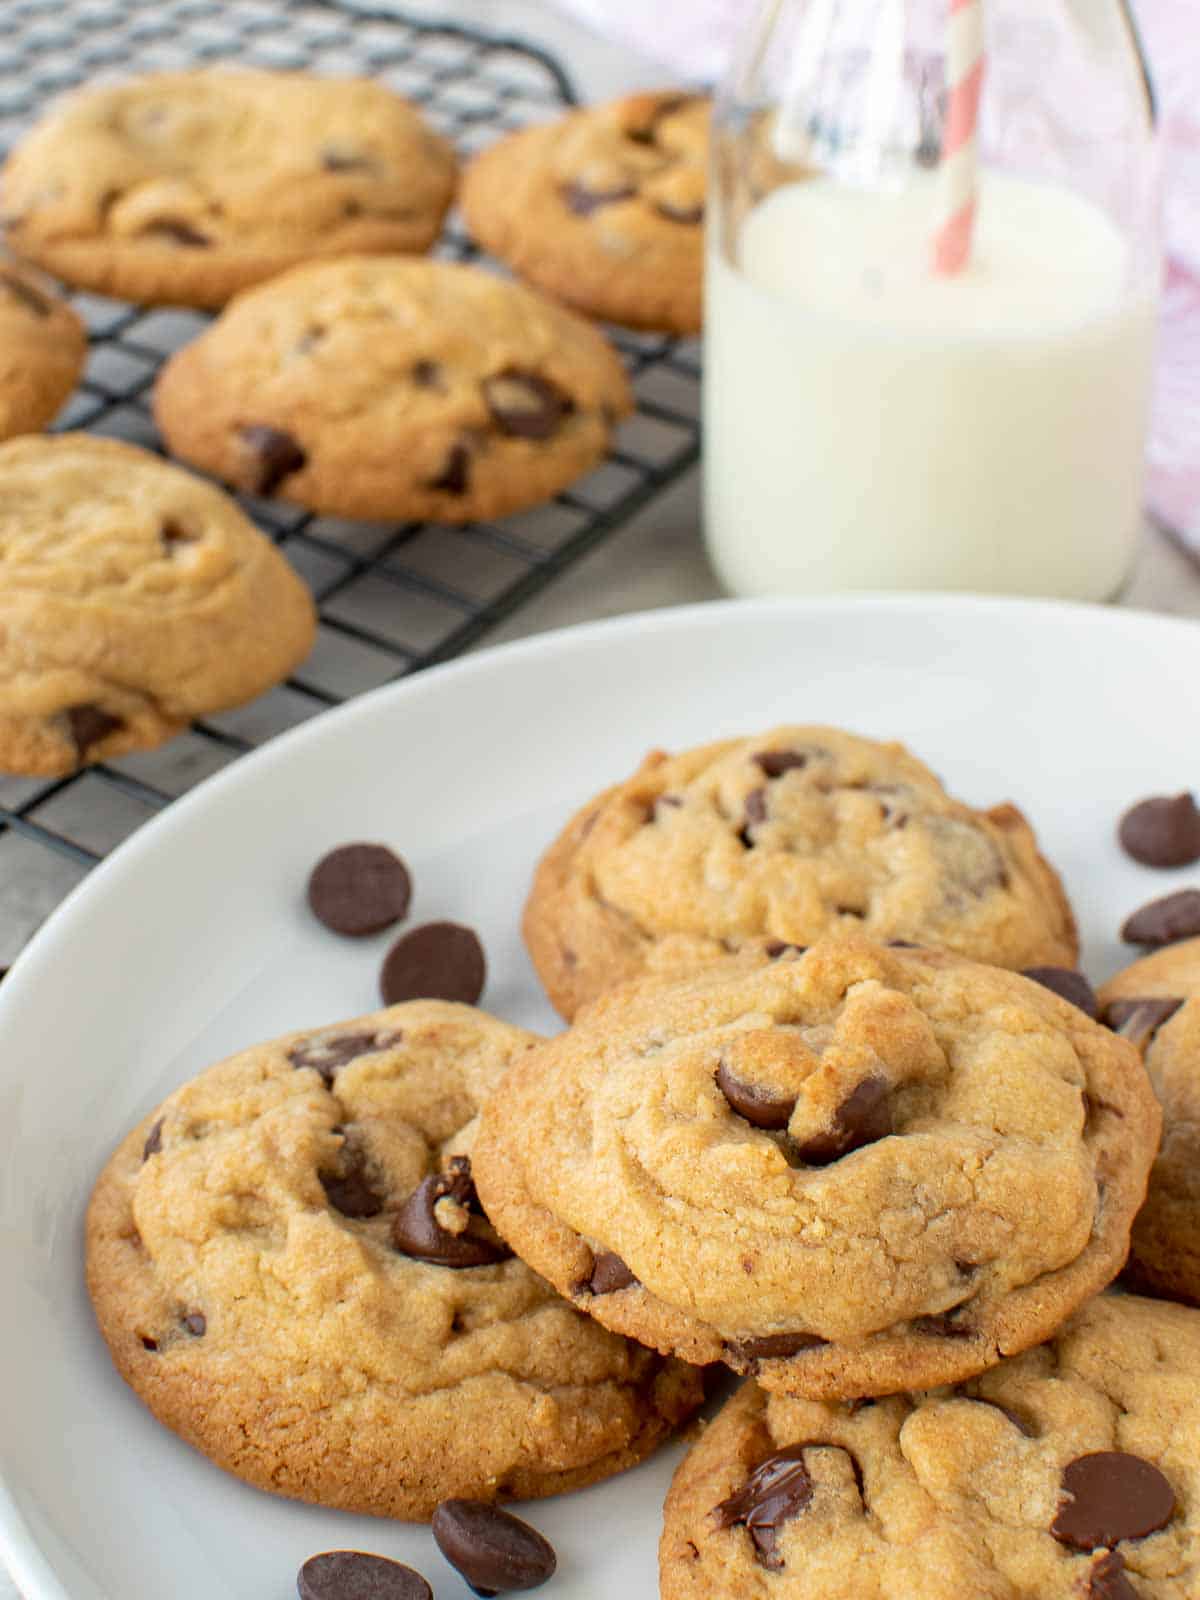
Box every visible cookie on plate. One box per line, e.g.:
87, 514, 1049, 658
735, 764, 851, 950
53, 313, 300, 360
153, 257, 633, 522
661, 1292, 1199, 1599
0, 261, 86, 439
473, 937, 1159, 1400
1, 70, 457, 309
524, 725, 1079, 1020
1098, 938, 1200, 1307
86, 1001, 704, 1519
461, 91, 708, 334
0, 435, 315, 775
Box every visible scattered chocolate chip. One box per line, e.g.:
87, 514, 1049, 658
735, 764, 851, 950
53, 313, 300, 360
888, 940, 922, 948
297, 1550, 432, 1600
1104, 997, 1185, 1050
432, 1500, 556, 1596
140, 219, 211, 247
1051, 1452, 1175, 1551
430, 441, 470, 495
790, 1076, 892, 1166
1119, 793, 1200, 868
765, 941, 806, 959
159, 517, 198, 552
724, 1332, 827, 1367
715, 1062, 796, 1131
562, 179, 636, 215
412, 359, 443, 389
380, 921, 486, 1006
67, 703, 123, 761
307, 843, 412, 937
392, 1157, 511, 1268
483, 369, 574, 440
320, 1143, 384, 1219
654, 199, 705, 224
1121, 890, 1200, 948
1085, 1552, 1139, 1600
182, 1312, 206, 1337
142, 1118, 164, 1161
140, 1336, 159, 1351
321, 148, 376, 173
714, 1446, 814, 1571
584, 1250, 638, 1295
1021, 966, 1100, 1019
288, 1029, 402, 1085
754, 751, 809, 779
236, 423, 307, 495
913, 1310, 976, 1339
738, 788, 768, 846
0, 270, 51, 316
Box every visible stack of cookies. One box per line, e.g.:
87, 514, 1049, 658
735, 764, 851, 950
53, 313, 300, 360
0, 68, 711, 777
86, 725, 1200, 1598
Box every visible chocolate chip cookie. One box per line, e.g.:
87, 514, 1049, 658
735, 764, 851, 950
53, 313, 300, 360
460, 92, 708, 333
1098, 938, 1200, 1308
0, 260, 86, 439
473, 937, 1159, 1400
2, 70, 456, 309
524, 726, 1079, 1020
86, 1001, 703, 1519
0, 434, 315, 775
662, 1293, 1200, 1599
153, 257, 633, 522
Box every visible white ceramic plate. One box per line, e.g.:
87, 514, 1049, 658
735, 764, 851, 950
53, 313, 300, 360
2, 595, 1197, 1600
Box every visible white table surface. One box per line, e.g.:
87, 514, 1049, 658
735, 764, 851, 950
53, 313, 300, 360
3, 3, 1199, 1595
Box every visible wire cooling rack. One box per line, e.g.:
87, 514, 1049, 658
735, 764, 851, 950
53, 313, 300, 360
0, 0, 703, 965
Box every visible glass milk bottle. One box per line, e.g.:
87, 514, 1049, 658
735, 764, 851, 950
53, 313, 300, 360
704, 0, 1161, 600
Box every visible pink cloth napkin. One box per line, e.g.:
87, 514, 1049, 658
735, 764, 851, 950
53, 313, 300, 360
556, 0, 1200, 557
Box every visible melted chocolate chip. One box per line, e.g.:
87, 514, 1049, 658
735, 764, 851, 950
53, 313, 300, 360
739, 787, 768, 846
236, 423, 307, 495
1051, 1452, 1175, 1551
412, 359, 443, 389
141, 1336, 159, 1351
583, 1250, 638, 1295
724, 1333, 827, 1368
182, 1312, 206, 1337
714, 1446, 814, 1571
655, 199, 705, 224
67, 704, 123, 761
392, 1157, 511, 1268
140, 219, 211, 247
1119, 793, 1200, 869
754, 751, 810, 779
1021, 966, 1100, 1019
288, 1030, 402, 1085
159, 517, 198, 552
715, 1062, 796, 1131
483, 369, 574, 440
307, 842, 412, 937
1122, 890, 1200, 948
562, 179, 637, 215
297, 1550, 433, 1600
1085, 1552, 1139, 1600
430, 441, 471, 495
790, 1077, 892, 1166
142, 1118, 164, 1161
0, 270, 51, 316
379, 922, 486, 1006
765, 941, 806, 959
913, 1310, 976, 1339
320, 1143, 384, 1219
432, 1499, 556, 1596
1104, 997, 1185, 1050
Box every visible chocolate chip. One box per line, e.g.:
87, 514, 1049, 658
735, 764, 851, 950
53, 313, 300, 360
714, 1446, 814, 1571
0, 270, 51, 316
913, 1310, 976, 1338
412, 359, 443, 389
715, 1062, 796, 1131
888, 940, 922, 948
297, 1550, 432, 1600
141, 1336, 159, 1351
320, 1143, 384, 1219
765, 941, 806, 959
754, 751, 809, 778
288, 1029, 402, 1085
432, 1500, 556, 1596
430, 442, 470, 494
321, 148, 376, 173
1051, 1452, 1175, 1551
738, 787, 768, 846
1122, 890, 1200, 948
67, 704, 123, 761
1021, 966, 1100, 1019
307, 843, 412, 937
654, 199, 704, 224
483, 369, 574, 440
583, 1251, 638, 1295
182, 1312, 206, 1337
724, 1332, 827, 1368
392, 1157, 511, 1268
379, 922, 486, 1006
142, 1118, 164, 1161
1085, 1552, 1139, 1600
1104, 997, 1185, 1050
562, 179, 636, 215
159, 517, 198, 552
236, 423, 307, 495
1119, 793, 1200, 868
790, 1077, 892, 1166
140, 219, 211, 247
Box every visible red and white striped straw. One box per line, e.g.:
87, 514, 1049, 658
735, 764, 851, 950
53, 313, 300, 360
933, 0, 986, 276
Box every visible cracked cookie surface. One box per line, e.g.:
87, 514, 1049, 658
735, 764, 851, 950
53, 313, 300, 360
461, 91, 708, 333
524, 725, 1079, 1020
0, 434, 315, 775
473, 937, 1159, 1400
661, 1294, 1200, 1599
0, 260, 86, 439
1099, 938, 1200, 1308
153, 256, 633, 522
2, 70, 456, 309
86, 1001, 703, 1520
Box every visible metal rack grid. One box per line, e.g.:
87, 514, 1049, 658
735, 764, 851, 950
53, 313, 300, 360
0, 0, 703, 965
